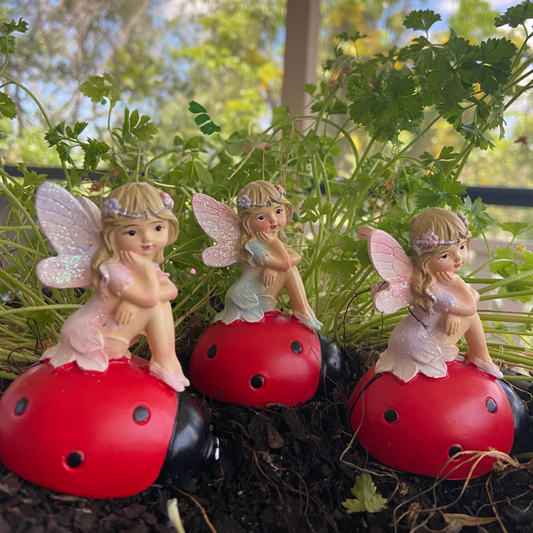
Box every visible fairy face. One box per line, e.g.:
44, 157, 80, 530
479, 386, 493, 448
426, 240, 469, 276
112, 217, 169, 259
247, 205, 288, 236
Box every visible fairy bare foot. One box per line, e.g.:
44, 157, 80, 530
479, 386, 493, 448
470, 357, 503, 379
149, 360, 190, 392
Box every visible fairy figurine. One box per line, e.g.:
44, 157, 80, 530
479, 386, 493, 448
362, 207, 502, 383
193, 180, 322, 330
188, 180, 342, 407
348, 208, 527, 480
36, 181, 189, 392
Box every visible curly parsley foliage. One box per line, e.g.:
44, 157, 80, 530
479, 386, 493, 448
342, 10, 517, 147
495, 0, 533, 28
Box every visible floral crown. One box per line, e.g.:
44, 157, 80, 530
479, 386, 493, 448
237, 185, 286, 210
102, 191, 174, 218
412, 213, 470, 255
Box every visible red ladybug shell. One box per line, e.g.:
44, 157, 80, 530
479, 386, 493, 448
189, 311, 321, 407
349, 361, 514, 479
0, 358, 176, 498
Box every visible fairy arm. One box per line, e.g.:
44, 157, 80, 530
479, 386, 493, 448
255, 233, 291, 271
108, 251, 160, 308
263, 247, 301, 286
159, 279, 178, 302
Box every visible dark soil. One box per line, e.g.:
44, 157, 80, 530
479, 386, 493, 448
1, 347, 533, 533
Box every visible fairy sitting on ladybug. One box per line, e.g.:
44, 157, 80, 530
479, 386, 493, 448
351, 208, 528, 480
189, 180, 344, 407
0, 181, 217, 499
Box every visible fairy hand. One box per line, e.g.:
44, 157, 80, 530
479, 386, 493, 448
446, 313, 461, 336
263, 267, 277, 287
435, 270, 454, 283
256, 231, 275, 243
115, 299, 140, 326
120, 250, 151, 271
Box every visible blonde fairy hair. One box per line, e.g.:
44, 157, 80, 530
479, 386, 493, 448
236, 181, 292, 264
409, 208, 471, 312
90, 182, 179, 285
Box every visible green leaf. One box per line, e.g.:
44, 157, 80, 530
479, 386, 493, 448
26, 310, 55, 332
272, 105, 290, 128
495, 1, 533, 28
193, 161, 213, 185
299, 195, 320, 224
342, 474, 386, 514
194, 113, 210, 126
80, 73, 117, 105
498, 221, 533, 238
184, 136, 202, 150
3, 18, 28, 35
403, 10, 441, 32
471, 38, 516, 96
17, 163, 47, 188
303, 83, 316, 96
0, 92, 17, 119
73, 122, 88, 137
0, 36, 15, 55
199, 121, 221, 135
131, 114, 158, 141
82, 138, 110, 170
462, 196, 493, 234
335, 234, 359, 253
188, 101, 207, 114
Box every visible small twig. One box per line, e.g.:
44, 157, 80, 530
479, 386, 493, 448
175, 489, 217, 533
485, 476, 509, 533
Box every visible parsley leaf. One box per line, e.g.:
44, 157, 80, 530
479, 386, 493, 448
80, 73, 119, 105
342, 474, 387, 514
0, 92, 17, 119
495, 0, 533, 28
403, 10, 441, 32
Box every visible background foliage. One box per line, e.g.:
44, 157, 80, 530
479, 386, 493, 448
2, 1, 533, 378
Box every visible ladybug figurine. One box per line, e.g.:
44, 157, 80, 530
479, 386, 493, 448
350, 210, 529, 479
190, 182, 346, 407
0, 357, 219, 498
0, 182, 218, 498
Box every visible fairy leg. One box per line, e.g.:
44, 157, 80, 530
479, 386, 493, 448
109, 302, 189, 391
284, 267, 323, 330
462, 314, 503, 378
145, 302, 189, 391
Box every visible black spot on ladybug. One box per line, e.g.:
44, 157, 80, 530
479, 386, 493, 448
15, 397, 28, 415
66, 452, 84, 468
384, 408, 398, 423
291, 341, 303, 354
486, 398, 498, 413
207, 345, 217, 359
133, 405, 150, 424
250, 375, 265, 389
448, 445, 464, 459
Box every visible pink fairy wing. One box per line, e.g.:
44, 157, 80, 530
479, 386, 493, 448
36, 182, 102, 288
358, 225, 375, 240
367, 229, 413, 314
192, 193, 241, 267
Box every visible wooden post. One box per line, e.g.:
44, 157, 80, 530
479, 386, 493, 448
281, 0, 321, 121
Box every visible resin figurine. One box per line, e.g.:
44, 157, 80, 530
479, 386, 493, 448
36, 181, 189, 391
349, 208, 528, 480
361, 208, 502, 382
0, 182, 219, 498
192, 180, 322, 330
189, 181, 345, 407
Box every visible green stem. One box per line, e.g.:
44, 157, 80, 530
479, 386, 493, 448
1, 75, 73, 192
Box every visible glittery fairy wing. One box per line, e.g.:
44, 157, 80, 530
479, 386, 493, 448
192, 193, 241, 267
363, 228, 414, 314
36, 182, 102, 288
